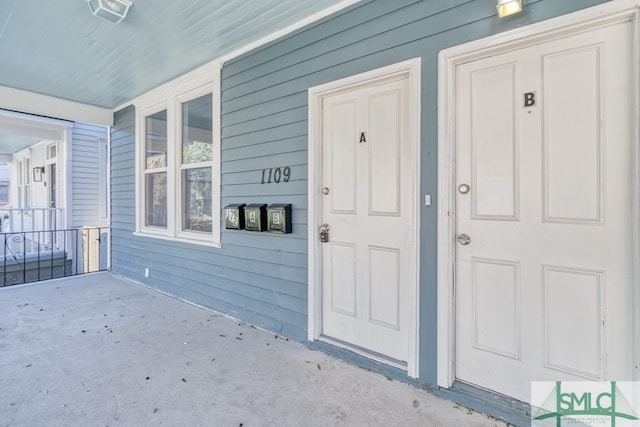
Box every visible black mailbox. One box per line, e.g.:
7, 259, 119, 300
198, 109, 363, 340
245, 204, 267, 232
267, 204, 292, 234
224, 204, 246, 230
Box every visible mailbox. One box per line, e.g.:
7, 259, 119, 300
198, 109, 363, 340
244, 204, 267, 232
224, 204, 246, 230
267, 204, 292, 234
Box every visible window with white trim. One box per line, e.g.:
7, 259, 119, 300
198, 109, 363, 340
0, 184, 9, 204
16, 158, 31, 210
135, 63, 221, 246
179, 93, 213, 234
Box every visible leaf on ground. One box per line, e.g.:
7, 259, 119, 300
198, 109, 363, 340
317, 364, 321, 371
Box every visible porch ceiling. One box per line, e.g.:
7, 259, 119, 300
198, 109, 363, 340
0, 0, 352, 111
0, 112, 69, 156
0, 135, 40, 157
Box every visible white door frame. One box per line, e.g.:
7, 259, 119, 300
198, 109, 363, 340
308, 58, 422, 378
437, 0, 640, 388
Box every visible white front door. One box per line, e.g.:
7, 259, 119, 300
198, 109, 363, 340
320, 74, 415, 366
454, 21, 634, 402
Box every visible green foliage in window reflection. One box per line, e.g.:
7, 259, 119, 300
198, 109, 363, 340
182, 140, 212, 164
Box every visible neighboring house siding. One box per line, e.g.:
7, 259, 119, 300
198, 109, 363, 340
110, 0, 609, 387
71, 122, 107, 227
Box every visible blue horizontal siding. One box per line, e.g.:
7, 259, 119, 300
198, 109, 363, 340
71, 122, 107, 227
110, 0, 611, 414
111, 103, 309, 340
218, 0, 609, 389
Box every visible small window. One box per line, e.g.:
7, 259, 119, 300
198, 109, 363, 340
46, 143, 57, 160
144, 110, 168, 228
180, 94, 213, 234
0, 185, 8, 203
16, 158, 31, 209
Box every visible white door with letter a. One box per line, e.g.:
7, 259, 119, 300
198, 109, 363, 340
320, 74, 416, 367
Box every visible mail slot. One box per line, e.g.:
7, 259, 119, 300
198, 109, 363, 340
224, 203, 246, 230
244, 204, 267, 232
267, 204, 292, 234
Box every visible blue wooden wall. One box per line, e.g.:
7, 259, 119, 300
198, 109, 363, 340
71, 123, 107, 227
111, 0, 610, 390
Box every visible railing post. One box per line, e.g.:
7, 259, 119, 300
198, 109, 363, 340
3, 234, 7, 286
37, 230, 41, 282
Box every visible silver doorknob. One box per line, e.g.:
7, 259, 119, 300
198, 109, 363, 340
322, 187, 330, 195
456, 233, 471, 245
458, 184, 471, 194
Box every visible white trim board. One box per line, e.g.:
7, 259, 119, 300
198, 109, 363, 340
436, 0, 640, 388
0, 86, 113, 127
307, 58, 421, 378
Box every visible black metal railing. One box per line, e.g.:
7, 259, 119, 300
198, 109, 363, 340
1, 227, 109, 287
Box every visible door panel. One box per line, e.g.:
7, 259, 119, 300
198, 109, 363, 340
471, 64, 519, 220
455, 22, 633, 402
321, 76, 412, 364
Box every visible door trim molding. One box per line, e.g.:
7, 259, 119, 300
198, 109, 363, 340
437, 0, 640, 388
308, 58, 421, 378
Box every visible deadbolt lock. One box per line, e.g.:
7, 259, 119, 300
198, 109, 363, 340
319, 224, 330, 243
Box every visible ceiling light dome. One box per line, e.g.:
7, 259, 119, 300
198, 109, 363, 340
88, 0, 132, 24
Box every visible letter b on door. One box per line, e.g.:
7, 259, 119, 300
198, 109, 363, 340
524, 92, 536, 108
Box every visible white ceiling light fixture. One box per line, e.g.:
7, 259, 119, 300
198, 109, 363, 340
497, 0, 522, 18
88, 0, 133, 24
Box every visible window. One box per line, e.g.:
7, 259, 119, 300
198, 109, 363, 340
144, 110, 168, 228
135, 62, 221, 246
181, 94, 213, 233
17, 160, 23, 207
0, 184, 8, 203
46, 143, 57, 160
16, 158, 31, 210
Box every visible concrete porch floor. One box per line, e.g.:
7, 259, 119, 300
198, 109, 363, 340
0, 273, 506, 426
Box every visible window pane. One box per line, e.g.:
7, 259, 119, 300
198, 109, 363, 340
145, 172, 167, 227
25, 158, 31, 184
0, 185, 8, 202
182, 167, 212, 232
146, 110, 167, 169
182, 94, 212, 164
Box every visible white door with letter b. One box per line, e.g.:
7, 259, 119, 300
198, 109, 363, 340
454, 21, 634, 402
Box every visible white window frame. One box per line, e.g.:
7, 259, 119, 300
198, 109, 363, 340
0, 183, 9, 204
15, 155, 32, 210
134, 61, 221, 247
176, 85, 216, 243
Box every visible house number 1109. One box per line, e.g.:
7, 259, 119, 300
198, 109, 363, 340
261, 167, 291, 184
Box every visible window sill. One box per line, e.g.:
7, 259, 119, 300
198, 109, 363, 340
133, 231, 221, 249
